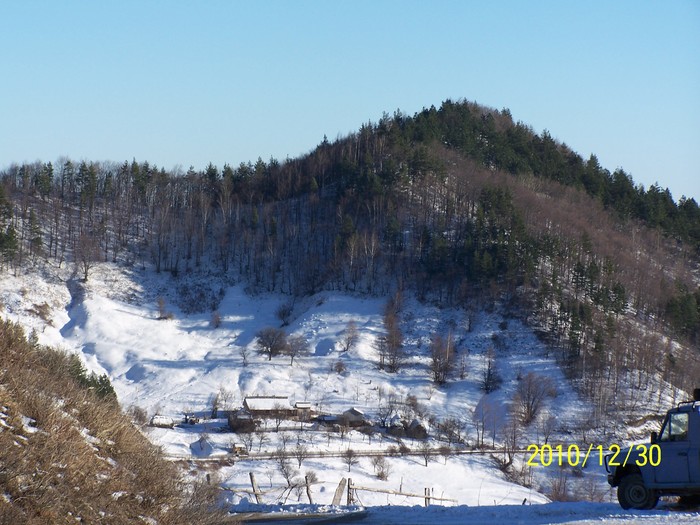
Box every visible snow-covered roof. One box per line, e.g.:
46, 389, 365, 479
409, 418, 428, 430
388, 415, 403, 427
295, 401, 312, 409
150, 415, 174, 427
343, 407, 364, 417
244, 396, 290, 411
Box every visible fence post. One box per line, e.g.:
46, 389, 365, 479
305, 474, 314, 504
332, 478, 347, 506
347, 478, 354, 506
249, 472, 262, 504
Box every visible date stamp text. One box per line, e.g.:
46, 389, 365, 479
525, 444, 661, 468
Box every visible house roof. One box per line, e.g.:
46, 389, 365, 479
295, 401, 312, 409
244, 396, 290, 411
343, 407, 364, 416
150, 415, 174, 426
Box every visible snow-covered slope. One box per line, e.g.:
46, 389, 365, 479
4, 261, 696, 523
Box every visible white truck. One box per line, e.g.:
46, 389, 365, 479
606, 389, 700, 509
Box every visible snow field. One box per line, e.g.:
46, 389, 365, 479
0, 262, 643, 512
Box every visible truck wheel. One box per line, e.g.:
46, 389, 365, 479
618, 473, 658, 510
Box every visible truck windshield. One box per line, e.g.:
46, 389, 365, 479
659, 412, 689, 442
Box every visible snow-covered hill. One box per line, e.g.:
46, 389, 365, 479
3, 261, 697, 523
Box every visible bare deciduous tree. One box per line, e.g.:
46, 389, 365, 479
285, 335, 308, 366
256, 327, 287, 360
341, 320, 359, 352
419, 441, 432, 467
276, 301, 294, 326
274, 448, 297, 487
156, 297, 173, 320
384, 313, 404, 373
293, 442, 309, 468
240, 345, 250, 366
439, 445, 452, 465
371, 455, 391, 480
481, 347, 501, 393
539, 412, 557, 445
75, 231, 100, 281
430, 333, 454, 384
514, 372, 556, 425
255, 431, 268, 452
343, 448, 358, 472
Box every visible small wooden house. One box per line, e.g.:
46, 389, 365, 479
341, 407, 365, 427
228, 410, 257, 432
387, 415, 406, 437
407, 418, 429, 439
294, 401, 313, 421
316, 414, 339, 425
243, 396, 295, 418
230, 443, 249, 456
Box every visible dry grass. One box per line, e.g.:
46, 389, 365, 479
0, 319, 233, 525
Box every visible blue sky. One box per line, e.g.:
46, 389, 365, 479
1, 1, 698, 200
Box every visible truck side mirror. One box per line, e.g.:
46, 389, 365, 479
650, 431, 658, 444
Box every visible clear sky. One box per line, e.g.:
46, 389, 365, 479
1, 1, 698, 201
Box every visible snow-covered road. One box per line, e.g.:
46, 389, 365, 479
230, 502, 700, 524
356, 502, 700, 525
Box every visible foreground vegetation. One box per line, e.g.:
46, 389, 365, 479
0, 319, 230, 524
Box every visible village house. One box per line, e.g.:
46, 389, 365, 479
340, 407, 365, 427
242, 395, 295, 418
294, 401, 313, 421
227, 409, 256, 432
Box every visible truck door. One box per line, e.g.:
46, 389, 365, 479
689, 409, 700, 484
655, 412, 690, 484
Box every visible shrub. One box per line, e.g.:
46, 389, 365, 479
67, 354, 116, 400
276, 301, 294, 326
127, 405, 149, 427
371, 456, 391, 480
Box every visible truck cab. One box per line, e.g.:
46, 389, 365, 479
607, 389, 700, 509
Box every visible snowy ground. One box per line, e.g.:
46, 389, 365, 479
316, 502, 700, 525
2, 261, 695, 523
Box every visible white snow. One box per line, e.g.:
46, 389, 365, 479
1, 261, 697, 523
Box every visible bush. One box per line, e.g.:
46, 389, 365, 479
371, 456, 391, 480
127, 405, 149, 427
514, 372, 556, 425
67, 354, 116, 400
276, 301, 294, 326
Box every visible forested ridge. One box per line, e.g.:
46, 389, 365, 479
1, 98, 699, 415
